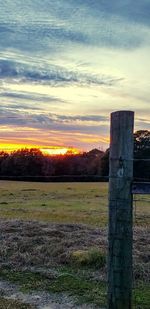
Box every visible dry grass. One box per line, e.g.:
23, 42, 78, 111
0, 297, 35, 309
0, 219, 149, 283
0, 220, 107, 272
133, 227, 150, 282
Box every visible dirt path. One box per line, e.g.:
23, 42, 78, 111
0, 279, 97, 309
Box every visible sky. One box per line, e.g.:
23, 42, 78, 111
0, 0, 150, 152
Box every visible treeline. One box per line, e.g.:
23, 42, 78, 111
0, 148, 105, 177
0, 130, 149, 181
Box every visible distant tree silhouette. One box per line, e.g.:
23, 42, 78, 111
0, 148, 53, 176
134, 130, 150, 180
0, 133, 149, 180
101, 149, 109, 177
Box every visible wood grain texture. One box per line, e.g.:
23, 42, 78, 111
108, 111, 134, 309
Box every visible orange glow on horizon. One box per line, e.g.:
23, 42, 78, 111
0, 143, 80, 156
40, 147, 80, 156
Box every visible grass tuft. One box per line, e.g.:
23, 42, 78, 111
70, 248, 106, 269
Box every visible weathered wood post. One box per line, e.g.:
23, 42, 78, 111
108, 111, 134, 309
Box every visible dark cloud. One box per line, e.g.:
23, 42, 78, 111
72, 0, 150, 27
57, 115, 108, 122
0, 23, 88, 53
1, 104, 42, 111
0, 90, 66, 104
0, 59, 121, 86
0, 108, 109, 134
0, 59, 18, 78
1, 0, 149, 57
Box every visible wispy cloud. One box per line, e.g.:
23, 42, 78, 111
0, 90, 66, 104
0, 59, 121, 88
0, 108, 108, 132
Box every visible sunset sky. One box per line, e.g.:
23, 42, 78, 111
0, 0, 150, 153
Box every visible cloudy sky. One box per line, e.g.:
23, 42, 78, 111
0, 0, 150, 152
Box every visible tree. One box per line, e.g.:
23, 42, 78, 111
134, 130, 150, 180
134, 130, 150, 155
101, 149, 109, 177
1, 148, 54, 176
0, 151, 9, 174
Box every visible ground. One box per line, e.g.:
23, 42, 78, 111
0, 181, 150, 308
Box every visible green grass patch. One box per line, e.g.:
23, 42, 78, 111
0, 267, 106, 307
0, 267, 149, 308
133, 284, 150, 309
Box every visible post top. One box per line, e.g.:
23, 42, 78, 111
111, 110, 134, 116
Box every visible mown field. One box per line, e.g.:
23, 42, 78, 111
0, 181, 150, 308
0, 181, 109, 226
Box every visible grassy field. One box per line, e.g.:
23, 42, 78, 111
0, 180, 149, 226
0, 181, 149, 308
0, 181, 108, 227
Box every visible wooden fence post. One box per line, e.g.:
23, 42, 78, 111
108, 111, 134, 309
